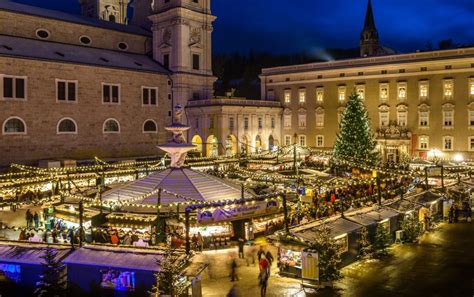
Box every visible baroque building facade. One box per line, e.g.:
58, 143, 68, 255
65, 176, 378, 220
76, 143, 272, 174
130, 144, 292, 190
259, 0, 474, 162
0, 0, 221, 166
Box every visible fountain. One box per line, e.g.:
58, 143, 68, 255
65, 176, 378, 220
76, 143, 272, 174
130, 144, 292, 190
157, 104, 196, 168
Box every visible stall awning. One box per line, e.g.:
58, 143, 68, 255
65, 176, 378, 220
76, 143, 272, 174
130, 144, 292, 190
0, 242, 71, 265
290, 217, 361, 243
403, 191, 443, 207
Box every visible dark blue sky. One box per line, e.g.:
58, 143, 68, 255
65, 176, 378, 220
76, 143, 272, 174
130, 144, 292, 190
14, 0, 474, 54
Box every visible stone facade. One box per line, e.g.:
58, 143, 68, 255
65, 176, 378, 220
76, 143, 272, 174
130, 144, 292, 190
186, 98, 282, 156
0, 56, 171, 165
260, 48, 474, 161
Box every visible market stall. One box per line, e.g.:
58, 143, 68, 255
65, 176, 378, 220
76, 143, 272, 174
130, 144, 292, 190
50, 203, 104, 229
345, 206, 401, 241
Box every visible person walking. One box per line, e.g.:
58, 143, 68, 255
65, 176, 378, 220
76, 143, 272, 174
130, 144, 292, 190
33, 212, 39, 228
230, 257, 239, 282
257, 246, 265, 261
238, 237, 245, 259
265, 250, 274, 274
197, 232, 204, 252
258, 264, 269, 297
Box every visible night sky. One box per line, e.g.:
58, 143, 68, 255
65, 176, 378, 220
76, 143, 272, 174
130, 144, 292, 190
13, 0, 474, 55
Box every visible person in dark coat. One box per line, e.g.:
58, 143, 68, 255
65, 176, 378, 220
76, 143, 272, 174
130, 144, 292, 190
33, 212, 39, 228
238, 237, 245, 259
230, 258, 238, 282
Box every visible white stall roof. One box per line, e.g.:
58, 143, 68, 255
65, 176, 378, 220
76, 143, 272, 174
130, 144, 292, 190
290, 216, 361, 243
0, 242, 71, 265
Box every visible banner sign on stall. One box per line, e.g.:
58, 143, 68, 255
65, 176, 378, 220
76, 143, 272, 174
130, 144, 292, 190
197, 200, 280, 224
301, 251, 319, 281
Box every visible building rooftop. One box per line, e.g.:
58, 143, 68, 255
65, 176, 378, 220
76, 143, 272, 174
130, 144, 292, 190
102, 167, 254, 205
186, 97, 282, 108
0, 35, 170, 74
0, 241, 72, 265
261, 47, 474, 76
0, 1, 152, 36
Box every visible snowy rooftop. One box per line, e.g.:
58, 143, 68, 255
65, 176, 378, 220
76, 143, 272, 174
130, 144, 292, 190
102, 168, 254, 205
0, 242, 72, 265
290, 216, 361, 242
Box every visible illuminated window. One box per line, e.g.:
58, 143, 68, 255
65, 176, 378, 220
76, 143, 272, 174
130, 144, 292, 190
397, 82, 407, 100
379, 112, 389, 127
469, 137, 474, 151
316, 113, 324, 127
338, 86, 346, 102
284, 89, 291, 103
443, 110, 454, 127
316, 87, 324, 103
419, 135, 429, 150
443, 79, 453, 99
419, 81, 429, 99
284, 115, 292, 128
470, 79, 474, 96
443, 136, 453, 151
469, 110, 474, 127
0, 264, 21, 283
284, 135, 292, 146
244, 117, 249, 130
299, 135, 306, 146
397, 111, 407, 127
298, 114, 306, 128
419, 111, 429, 128
316, 135, 324, 147
379, 83, 389, 101
299, 88, 306, 103
356, 85, 365, 100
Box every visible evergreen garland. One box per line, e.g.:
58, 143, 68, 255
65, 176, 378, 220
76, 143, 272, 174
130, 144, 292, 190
333, 91, 379, 165
311, 225, 342, 282
33, 247, 67, 297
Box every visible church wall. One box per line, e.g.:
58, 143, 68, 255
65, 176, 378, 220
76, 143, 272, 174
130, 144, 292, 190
0, 57, 172, 166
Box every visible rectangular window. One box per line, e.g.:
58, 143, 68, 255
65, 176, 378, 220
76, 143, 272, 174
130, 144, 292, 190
419, 81, 429, 100
284, 115, 292, 128
229, 117, 234, 129
142, 87, 158, 105
299, 135, 306, 146
195, 118, 199, 129
2, 76, 26, 100
284, 89, 291, 103
443, 136, 453, 151
56, 79, 77, 102
443, 79, 453, 99
419, 136, 429, 150
192, 54, 200, 70
397, 111, 407, 127
102, 83, 120, 103
356, 85, 365, 100
379, 83, 389, 101
470, 79, 474, 96
397, 82, 407, 101
443, 110, 454, 127
244, 117, 249, 130
285, 135, 292, 146
316, 87, 324, 103
469, 110, 474, 127
316, 135, 324, 147
271, 117, 275, 129
316, 113, 324, 127
209, 117, 214, 129
299, 88, 306, 103
338, 86, 346, 102
267, 89, 275, 100
163, 54, 170, 69
379, 112, 389, 127
469, 137, 474, 151
419, 111, 429, 128
258, 117, 263, 129
298, 114, 306, 128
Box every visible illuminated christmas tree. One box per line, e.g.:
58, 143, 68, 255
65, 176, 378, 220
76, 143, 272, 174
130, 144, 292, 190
34, 247, 66, 297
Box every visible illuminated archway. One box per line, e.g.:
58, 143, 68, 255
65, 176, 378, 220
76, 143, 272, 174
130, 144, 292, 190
191, 135, 203, 154
206, 135, 219, 157
225, 135, 238, 156
268, 135, 275, 151
255, 135, 262, 153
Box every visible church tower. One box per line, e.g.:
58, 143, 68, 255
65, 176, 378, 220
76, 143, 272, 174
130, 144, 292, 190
149, 0, 216, 121
79, 0, 129, 24
360, 0, 380, 57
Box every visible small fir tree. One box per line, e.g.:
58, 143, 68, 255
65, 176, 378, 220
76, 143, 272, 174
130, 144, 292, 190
311, 225, 342, 282
151, 246, 190, 297
34, 247, 67, 297
333, 91, 379, 165
357, 226, 373, 259
373, 223, 392, 257
400, 215, 423, 243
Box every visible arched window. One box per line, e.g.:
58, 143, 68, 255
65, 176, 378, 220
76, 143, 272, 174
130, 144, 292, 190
143, 120, 157, 133
103, 118, 120, 133
2, 117, 26, 135
57, 118, 77, 134
109, 15, 116, 23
